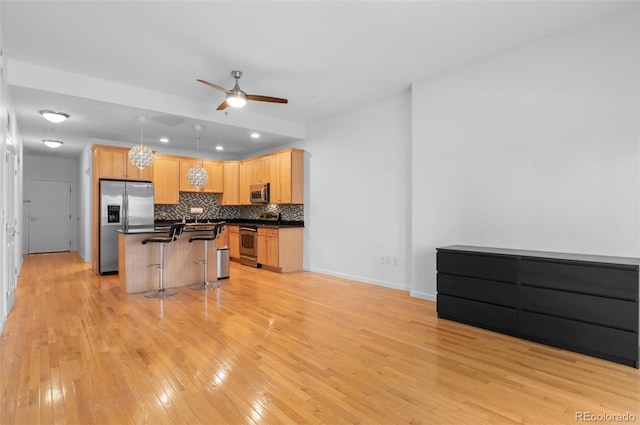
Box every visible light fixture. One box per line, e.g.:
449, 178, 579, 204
42, 139, 63, 149
226, 92, 247, 108
250, 132, 260, 139
39, 110, 69, 123
159, 137, 169, 143
215, 146, 224, 151
187, 125, 209, 189
128, 115, 154, 169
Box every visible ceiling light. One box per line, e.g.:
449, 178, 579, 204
159, 137, 169, 143
250, 132, 260, 139
39, 110, 69, 123
226, 91, 247, 108
128, 115, 154, 169
43, 139, 63, 149
215, 146, 224, 151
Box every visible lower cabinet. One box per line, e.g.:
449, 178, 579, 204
257, 227, 303, 273
228, 225, 240, 259
436, 245, 640, 368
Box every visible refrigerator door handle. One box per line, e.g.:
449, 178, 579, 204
123, 191, 128, 232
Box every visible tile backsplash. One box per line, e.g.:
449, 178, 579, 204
154, 192, 304, 222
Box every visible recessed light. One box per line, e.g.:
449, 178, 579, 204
215, 146, 224, 151
159, 137, 169, 143
39, 110, 69, 123
42, 139, 63, 148
250, 132, 260, 139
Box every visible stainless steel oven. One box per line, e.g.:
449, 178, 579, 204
239, 226, 258, 267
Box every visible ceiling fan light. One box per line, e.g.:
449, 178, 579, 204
43, 139, 63, 148
226, 89, 247, 108
39, 110, 69, 123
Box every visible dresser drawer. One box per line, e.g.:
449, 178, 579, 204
438, 274, 517, 307
437, 251, 518, 283
520, 259, 638, 301
520, 286, 638, 332
519, 311, 638, 363
437, 294, 517, 333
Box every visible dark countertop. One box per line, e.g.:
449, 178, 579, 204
154, 218, 304, 229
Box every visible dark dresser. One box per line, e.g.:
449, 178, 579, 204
436, 245, 640, 367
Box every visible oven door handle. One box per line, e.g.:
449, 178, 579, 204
240, 227, 257, 232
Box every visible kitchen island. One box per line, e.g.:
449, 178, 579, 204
118, 224, 219, 294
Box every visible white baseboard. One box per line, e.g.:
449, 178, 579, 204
410, 290, 436, 302
303, 266, 411, 292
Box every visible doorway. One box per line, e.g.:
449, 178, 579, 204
27, 179, 72, 253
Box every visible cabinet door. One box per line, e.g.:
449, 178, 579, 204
267, 235, 279, 267
202, 160, 224, 193
229, 226, 240, 259
126, 154, 154, 181
269, 154, 282, 203
153, 155, 180, 204
239, 161, 252, 205
97, 146, 128, 179
257, 229, 268, 265
216, 225, 229, 248
220, 161, 240, 205
179, 158, 203, 192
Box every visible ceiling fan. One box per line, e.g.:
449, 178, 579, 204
197, 70, 288, 111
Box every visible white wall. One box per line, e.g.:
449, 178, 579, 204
299, 91, 412, 290
411, 11, 640, 300
22, 154, 79, 253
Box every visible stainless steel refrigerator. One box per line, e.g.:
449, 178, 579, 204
99, 180, 155, 274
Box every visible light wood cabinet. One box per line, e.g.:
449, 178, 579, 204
257, 228, 279, 267
239, 160, 252, 205
228, 225, 240, 259
202, 160, 224, 193
179, 157, 224, 193
257, 227, 303, 272
251, 156, 270, 185
152, 155, 180, 204
93, 145, 154, 181
269, 149, 304, 204
219, 161, 239, 205
216, 225, 229, 248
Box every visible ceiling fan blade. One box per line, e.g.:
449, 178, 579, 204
197, 79, 229, 93
216, 100, 230, 111
247, 94, 288, 104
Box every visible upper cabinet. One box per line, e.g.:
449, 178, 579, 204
153, 155, 180, 204
93, 145, 154, 181
202, 160, 224, 193
237, 149, 304, 205
179, 158, 224, 193
269, 149, 304, 204
219, 161, 239, 206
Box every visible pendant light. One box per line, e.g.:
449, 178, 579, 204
187, 125, 209, 189
128, 115, 154, 169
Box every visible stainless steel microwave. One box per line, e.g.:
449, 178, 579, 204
250, 183, 269, 204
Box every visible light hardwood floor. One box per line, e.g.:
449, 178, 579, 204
1, 252, 639, 424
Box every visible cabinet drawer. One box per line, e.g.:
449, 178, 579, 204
520, 286, 638, 332
437, 252, 518, 283
437, 294, 517, 333
520, 259, 638, 301
519, 311, 638, 363
438, 274, 517, 307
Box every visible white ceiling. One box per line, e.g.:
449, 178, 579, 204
2, 1, 636, 159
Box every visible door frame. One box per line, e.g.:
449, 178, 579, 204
26, 178, 72, 254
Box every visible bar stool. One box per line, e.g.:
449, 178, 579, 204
189, 222, 225, 290
142, 223, 185, 298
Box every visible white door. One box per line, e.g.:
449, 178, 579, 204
5, 146, 17, 313
27, 179, 71, 253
